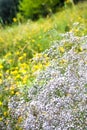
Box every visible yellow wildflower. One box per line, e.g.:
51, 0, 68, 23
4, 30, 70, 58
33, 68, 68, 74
0, 64, 3, 69
34, 53, 42, 58
0, 37, 4, 42
20, 63, 27, 68
31, 39, 35, 43
45, 62, 50, 67
11, 70, 18, 75
4, 112, 7, 116
0, 101, 3, 106
18, 116, 22, 123
0, 117, 3, 121
33, 63, 42, 71
0, 73, 2, 77
79, 47, 83, 52
60, 59, 67, 64
15, 67, 18, 70
15, 92, 20, 95
19, 56, 23, 61
20, 69, 26, 74
13, 17, 17, 22
16, 51, 20, 55
0, 79, 2, 84
75, 46, 83, 53
59, 47, 65, 53
78, 17, 82, 21
5, 52, 11, 58
10, 86, 15, 90
23, 53, 26, 57
15, 74, 21, 79
10, 90, 14, 95
23, 76, 28, 84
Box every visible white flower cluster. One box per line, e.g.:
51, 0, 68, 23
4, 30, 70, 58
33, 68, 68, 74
8, 32, 87, 130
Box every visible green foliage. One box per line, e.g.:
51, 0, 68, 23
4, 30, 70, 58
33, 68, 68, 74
19, 0, 63, 20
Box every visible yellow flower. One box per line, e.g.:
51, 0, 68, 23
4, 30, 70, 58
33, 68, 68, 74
79, 47, 83, 52
23, 76, 28, 84
34, 53, 42, 58
0, 73, 2, 77
60, 59, 67, 64
11, 70, 18, 75
59, 47, 65, 53
20, 69, 26, 74
0, 117, 3, 121
18, 116, 22, 123
13, 17, 17, 22
45, 62, 50, 67
0, 79, 2, 84
75, 29, 79, 33
5, 52, 11, 58
15, 67, 18, 70
15, 74, 21, 79
33, 63, 42, 71
10, 90, 14, 95
78, 17, 82, 21
0, 64, 3, 69
4, 112, 7, 116
75, 46, 83, 53
0, 37, 4, 42
31, 39, 35, 43
0, 101, 3, 106
19, 56, 23, 60
23, 53, 26, 57
16, 51, 20, 55
20, 63, 27, 67
10, 86, 15, 90
65, 0, 70, 3
6, 70, 9, 74
15, 92, 20, 95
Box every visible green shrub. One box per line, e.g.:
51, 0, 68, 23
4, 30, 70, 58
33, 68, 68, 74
19, 0, 64, 20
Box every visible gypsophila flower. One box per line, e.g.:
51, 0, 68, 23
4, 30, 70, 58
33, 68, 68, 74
6, 32, 87, 130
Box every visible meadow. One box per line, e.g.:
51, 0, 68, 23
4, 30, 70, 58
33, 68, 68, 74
0, 1, 87, 129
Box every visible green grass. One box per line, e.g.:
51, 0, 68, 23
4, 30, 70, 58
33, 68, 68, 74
0, 0, 87, 93
0, 1, 87, 91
